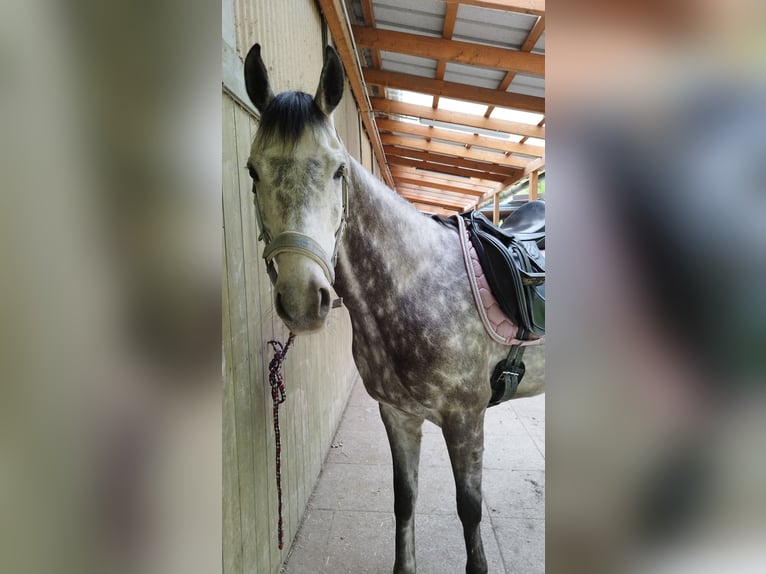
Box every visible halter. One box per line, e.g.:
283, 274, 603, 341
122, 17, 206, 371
252, 162, 349, 286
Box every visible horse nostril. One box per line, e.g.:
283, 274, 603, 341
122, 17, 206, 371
318, 287, 331, 316
275, 292, 291, 321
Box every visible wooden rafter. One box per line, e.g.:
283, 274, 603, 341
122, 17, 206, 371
385, 155, 511, 183
359, 0, 382, 69
353, 26, 544, 76
523, 156, 545, 176
377, 118, 544, 157
442, 0, 544, 16
397, 183, 477, 204
389, 166, 496, 192
364, 69, 545, 113
372, 99, 544, 139
410, 202, 459, 215
381, 134, 532, 169
384, 146, 521, 178
486, 15, 545, 118
316, 0, 395, 188
392, 175, 488, 198
432, 2, 459, 110
398, 188, 472, 211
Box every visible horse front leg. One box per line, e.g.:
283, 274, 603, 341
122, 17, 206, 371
443, 412, 488, 574
379, 402, 424, 574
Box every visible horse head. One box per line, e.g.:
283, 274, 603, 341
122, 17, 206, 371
243, 44, 348, 333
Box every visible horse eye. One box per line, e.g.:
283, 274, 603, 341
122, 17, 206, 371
333, 164, 345, 180
247, 164, 259, 182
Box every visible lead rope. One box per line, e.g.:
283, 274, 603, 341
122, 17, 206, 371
267, 331, 296, 549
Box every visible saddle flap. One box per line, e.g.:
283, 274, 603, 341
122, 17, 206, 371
466, 210, 546, 337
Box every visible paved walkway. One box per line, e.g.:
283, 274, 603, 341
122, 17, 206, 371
283, 347, 545, 574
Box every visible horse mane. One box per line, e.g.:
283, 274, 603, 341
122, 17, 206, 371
256, 91, 326, 150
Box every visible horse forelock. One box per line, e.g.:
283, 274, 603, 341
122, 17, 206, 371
254, 91, 326, 151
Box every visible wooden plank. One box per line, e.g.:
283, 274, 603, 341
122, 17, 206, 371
364, 69, 545, 113
381, 134, 532, 169
390, 168, 494, 193
352, 26, 544, 76
398, 189, 471, 210
393, 175, 487, 198
389, 165, 496, 190
372, 98, 544, 139
377, 118, 544, 157
387, 154, 509, 182
223, 95, 262, 574
442, 0, 545, 16
222, 202, 243, 574
396, 182, 478, 204
233, 103, 275, 574
316, 0, 395, 188
384, 146, 521, 178
411, 202, 460, 215
493, 193, 500, 224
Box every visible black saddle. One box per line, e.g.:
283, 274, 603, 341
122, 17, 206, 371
500, 200, 545, 249
433, 201, 546, 338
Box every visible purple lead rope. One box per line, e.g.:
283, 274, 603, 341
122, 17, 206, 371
267, 332, 295, 550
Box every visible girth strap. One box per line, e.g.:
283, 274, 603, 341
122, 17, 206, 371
489, 343, 527, 407
263, 231, 336, 285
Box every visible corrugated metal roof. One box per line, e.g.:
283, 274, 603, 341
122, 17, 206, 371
452, 4, 537, 49
347, 0, 545, 215
380, 50, 438, 78
444, 61, 507, 90
374, 0, 446, 35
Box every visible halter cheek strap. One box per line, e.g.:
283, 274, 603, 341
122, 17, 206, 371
253, 163, 349, 286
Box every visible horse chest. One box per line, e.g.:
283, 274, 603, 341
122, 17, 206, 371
345, 290, 490, 416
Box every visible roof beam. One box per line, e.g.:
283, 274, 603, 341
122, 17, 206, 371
442, 0, 545, 16
389, 165, 496, 191
432, 2, 459, 109
381, 134, 532, 169
364, 69, 545, 113
372, 98, 544, 139
397, 183, 476, 204
386, 155, 510, 182
352, 26, 544, 76
359, 0, 382, 69
377, 118, 544, 157
410, 202, 460, 215
398, 188, 472, 210
392, 175, 488, 198
486, 15, 545, 118
316, 0, 394, 188
384, 146, 521, 178
523, 156, 545, 176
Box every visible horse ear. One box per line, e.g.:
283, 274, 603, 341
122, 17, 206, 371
314, 45, 344, 117
244, 44, 274, 114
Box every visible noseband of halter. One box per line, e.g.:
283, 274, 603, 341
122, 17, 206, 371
252, 163, 349, 286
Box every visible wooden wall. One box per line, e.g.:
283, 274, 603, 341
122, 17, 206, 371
222, 2, 384, 573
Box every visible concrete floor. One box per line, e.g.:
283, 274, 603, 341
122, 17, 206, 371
282, 350, 545, 574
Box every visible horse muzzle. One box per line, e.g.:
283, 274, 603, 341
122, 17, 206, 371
272, 259, 333, 333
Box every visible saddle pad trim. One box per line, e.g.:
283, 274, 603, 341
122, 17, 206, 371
456, 216, 543, 347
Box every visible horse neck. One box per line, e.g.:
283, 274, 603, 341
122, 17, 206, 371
334, 157, 455, 304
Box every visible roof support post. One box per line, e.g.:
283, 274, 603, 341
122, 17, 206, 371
529, 170, 539, 201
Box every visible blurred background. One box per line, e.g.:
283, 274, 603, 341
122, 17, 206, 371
547, 1, 766, 572
1, 0, 764, 573
0, 1, 220, 573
